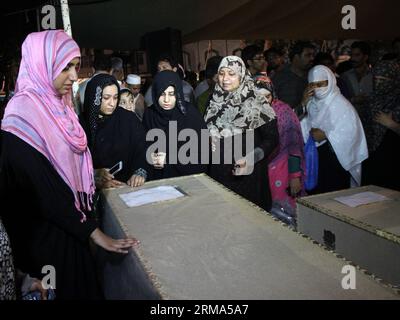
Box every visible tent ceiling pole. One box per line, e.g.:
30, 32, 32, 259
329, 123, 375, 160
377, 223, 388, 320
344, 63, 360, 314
61, 0, 72, 37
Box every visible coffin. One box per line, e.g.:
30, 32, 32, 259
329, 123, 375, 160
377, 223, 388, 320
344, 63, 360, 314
297, 185, 400, 289
99, 174, 399, 299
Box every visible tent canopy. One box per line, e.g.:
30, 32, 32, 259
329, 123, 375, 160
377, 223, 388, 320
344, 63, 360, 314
183, 0, 400, 43
3, 0, 399, 50
68, 0, 248, 49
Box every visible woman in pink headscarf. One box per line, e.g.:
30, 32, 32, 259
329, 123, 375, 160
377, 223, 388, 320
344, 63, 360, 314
255, 75, 306, 226
0, 30, 138, 299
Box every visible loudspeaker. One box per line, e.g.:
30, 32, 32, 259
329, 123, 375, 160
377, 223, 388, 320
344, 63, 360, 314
141, 28, 183, 76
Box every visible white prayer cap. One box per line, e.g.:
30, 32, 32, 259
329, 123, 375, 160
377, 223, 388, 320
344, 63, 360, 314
126, 74, 141, 85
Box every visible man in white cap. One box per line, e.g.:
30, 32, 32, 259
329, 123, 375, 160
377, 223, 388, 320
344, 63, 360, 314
126, 74, 146, 120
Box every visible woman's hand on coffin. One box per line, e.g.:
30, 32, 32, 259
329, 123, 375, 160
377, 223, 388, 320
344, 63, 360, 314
127, 174, 145, 188
310, 128, 326, 142
101, 179, 124, 189
90, 228, 140, 254
95, 168, 123, 189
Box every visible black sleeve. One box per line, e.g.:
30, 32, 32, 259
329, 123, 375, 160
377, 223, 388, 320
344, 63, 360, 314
141, 107, 152, 131
140, 108, 158, 180
174, 161, 207, 177
2, 132, 97, 243
130, 116, 150, 177
174, 107, 208, 175
257, 118, 279, 159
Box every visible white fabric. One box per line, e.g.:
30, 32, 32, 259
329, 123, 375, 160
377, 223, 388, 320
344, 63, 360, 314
301, 65, 368, 186
126, 74, 141, 85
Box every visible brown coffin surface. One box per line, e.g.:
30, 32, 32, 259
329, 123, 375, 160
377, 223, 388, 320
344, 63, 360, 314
297, 185, 400, 288
100, 174, 399, 299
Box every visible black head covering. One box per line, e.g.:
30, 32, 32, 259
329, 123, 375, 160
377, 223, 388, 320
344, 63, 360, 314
151, 70, 186, 127
82, 74, 148, 182
143, 70, 208, 180
83, 74, 120, 148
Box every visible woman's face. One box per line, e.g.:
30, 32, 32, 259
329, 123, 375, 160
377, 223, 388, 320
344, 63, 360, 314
218, 67, 240, 92
53, 57, 80, 96
120, 92, 134, 111
257, 88, 273, 104
158, 86, 176, 110
100, 85, 119, 115
308, 80, 328, 99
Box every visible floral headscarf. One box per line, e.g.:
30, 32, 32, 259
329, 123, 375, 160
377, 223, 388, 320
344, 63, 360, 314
204, 56, 275, 138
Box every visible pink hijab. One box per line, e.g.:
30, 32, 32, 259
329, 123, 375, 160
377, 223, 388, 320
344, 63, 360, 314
1, 30, 94, 221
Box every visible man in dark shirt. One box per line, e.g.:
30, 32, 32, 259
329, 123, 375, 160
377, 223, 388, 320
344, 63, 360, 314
264, 47, 285, 79
272, 41, 315, 117
241, 45, 267, 77
341, 41, 373, 111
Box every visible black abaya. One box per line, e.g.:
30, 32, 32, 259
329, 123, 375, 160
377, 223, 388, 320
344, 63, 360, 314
143, 104, 208, 180
0, 131, 103, 299
308, 141, 351, 195
362, 129, 400, 191
89, 107, 148, 183
208, 119, 279, 212
142, 71, 208, 180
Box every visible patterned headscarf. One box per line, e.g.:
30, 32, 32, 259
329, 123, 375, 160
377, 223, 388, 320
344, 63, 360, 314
83, 73, 120, 149
2, 30, 94, 221
204, 56, 275, 138
360, 60, 400, 153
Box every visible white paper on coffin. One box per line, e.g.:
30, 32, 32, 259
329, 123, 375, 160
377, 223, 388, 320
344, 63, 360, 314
119, 185, 185, 207
333, 191, 390, 208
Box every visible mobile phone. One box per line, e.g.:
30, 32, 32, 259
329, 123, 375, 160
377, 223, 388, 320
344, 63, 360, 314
109, 161, 123, 176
